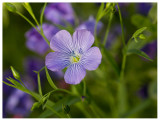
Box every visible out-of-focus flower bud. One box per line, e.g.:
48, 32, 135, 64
10, 66, 20, 80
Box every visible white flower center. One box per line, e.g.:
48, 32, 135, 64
70, 51, 81, 63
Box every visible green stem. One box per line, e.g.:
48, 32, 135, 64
117, 3, 128, 117
23, 3, 40, 27
117, 3, 125, 47
40, 32, 50, 45
120, 54, 127, 81
45, 66, 58, 90
16, 11, 50, 46
37, 72, 43, 96
19, 78, 27, 89
25, 90, 63, 118
16, 11, 39, 32
38, 66, 45, 73
40, 3, 47, 32
43, 88, 77, 98
56, 88, 76, 96
103, 12, 114, 46
94, 21, 98, 46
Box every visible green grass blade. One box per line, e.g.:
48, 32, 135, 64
127, 49, 153, 61
45, 66, 58, 90
37, 72, 43, 96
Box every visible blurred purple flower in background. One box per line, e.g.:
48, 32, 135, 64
115, 3, 129, 17
25, 23, 59, 55
76, 16, 103, 35
137, 85, 148, 99
45, 29, 102, 84
141, 41, 157, 60
44, 3, 75, 25
23, 56, 64, 89
23, 57, 44, 80
5, 89, 33, 117
3, 70, 33, 118
137, 3, 152, 16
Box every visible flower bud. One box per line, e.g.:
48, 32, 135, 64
10, 66, 20, 80
139, 34, 146, 40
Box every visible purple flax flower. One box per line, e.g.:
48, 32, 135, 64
3, 70, 33, 118
45, 29, 102, 84
44, 3, 74, 25
137, 85, 148, 99
5, 89, 33, 117
76, 16, 103, 35
137, 3, 152, 16
23, 57, 45, 80
25, 23, 59, 55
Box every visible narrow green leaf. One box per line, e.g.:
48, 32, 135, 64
23, 3, 33, 14
45, 66, 58, 90
132, 27, 147, 38
96, 3, 105, 22
127, 49, 153, 61
40, 3, 47, 28
3, 81, 16, 88
23, 3, 39, 26
3, 80, 27, 92
37, 72, 43, 96
23, 3, 34, 18
4, 3, 17, 12
6, 77, 22, 87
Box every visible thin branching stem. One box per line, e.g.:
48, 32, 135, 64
103, 12, 114, 46
16, 11, 50, 46
117, 3, 125, 47
117, 3, 128, 117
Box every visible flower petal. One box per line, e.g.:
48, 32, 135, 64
45, 52, 71, 71
72, 29, 94, 53
64, 63, 86, 85
50, 30, 73, 53
81, 47, 102, 70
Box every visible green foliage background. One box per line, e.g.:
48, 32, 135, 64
3, 3, 157, 118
